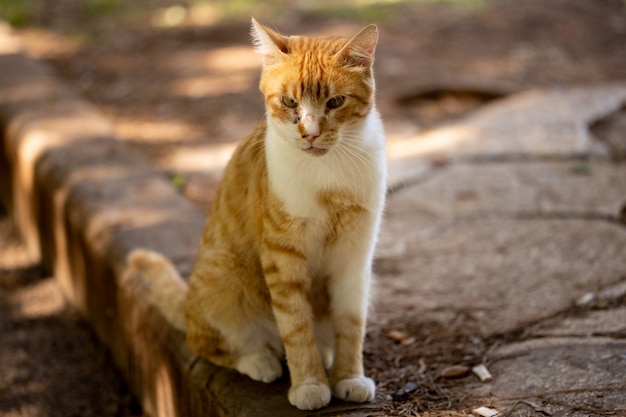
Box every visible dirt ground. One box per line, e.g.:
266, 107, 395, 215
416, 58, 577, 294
0, 207, 146, 417
3, 0, 626, 415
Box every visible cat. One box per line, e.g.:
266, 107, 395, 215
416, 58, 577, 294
128, 18, 386, 411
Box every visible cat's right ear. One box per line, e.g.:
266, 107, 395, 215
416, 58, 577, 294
337, 24, 378, 69
251, 18, 290, 66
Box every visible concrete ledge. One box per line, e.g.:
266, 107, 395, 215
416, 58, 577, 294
0, 24, 378, 417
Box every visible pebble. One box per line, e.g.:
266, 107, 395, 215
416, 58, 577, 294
472, 406, 500, 417
472, 364, 493, 382
393, 381, 418, 397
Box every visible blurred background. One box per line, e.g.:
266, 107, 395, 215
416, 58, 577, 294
2, 0, 625, 212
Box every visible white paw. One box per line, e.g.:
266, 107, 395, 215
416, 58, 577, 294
333, 377, 376, 402
288, 379, 331, 410
236, 352, 282, 383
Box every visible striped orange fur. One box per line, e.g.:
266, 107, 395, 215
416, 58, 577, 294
128, 18, 386, 410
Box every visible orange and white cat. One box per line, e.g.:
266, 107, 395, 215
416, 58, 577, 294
129, 18, 386, 410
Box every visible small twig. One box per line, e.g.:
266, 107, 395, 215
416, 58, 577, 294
507, 400, 552, 416
546, 399, 617, 416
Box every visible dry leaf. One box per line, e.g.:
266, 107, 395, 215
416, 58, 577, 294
418, 357, 427, 373
440, 364, 470, 378
387, 329, 410, 343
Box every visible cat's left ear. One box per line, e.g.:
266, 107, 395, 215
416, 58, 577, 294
337, 24, 378, 69
250, 18, 290, 65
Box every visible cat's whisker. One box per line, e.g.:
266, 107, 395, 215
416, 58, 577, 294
333, 142, 370, 204
338, 152, 366, 203
338, 142, 380, 198
338, 138, 378, 169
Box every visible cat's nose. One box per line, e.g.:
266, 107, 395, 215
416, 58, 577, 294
301, 113, 320, 141
303, 134, 320, 143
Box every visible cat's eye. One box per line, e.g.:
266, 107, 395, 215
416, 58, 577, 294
282, 96, 298, 108
326, 96, 345, 109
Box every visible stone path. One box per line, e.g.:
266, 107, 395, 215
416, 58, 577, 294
377, 85, 626, 415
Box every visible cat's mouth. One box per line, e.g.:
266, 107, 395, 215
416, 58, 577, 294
302, 145, 329, 157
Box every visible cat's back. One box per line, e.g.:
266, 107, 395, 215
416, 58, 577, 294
203, 121, 268, 246
226, 121, 268, 184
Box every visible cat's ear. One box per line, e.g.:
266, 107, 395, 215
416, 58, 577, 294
251, 18, 289, 65
337, 24, 378, 69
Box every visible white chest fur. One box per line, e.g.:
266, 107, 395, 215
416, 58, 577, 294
265, 110, 386, 219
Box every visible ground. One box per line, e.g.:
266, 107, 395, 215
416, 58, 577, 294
0, 207, 145, 417
1, 0, 625, 416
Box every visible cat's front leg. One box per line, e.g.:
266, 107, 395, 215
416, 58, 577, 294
328, 293, 375, 403
327, 242, 376, 403
261, 248, 331, 410
267, 272, 331, 410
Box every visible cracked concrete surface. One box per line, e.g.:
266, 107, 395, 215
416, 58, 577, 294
378, 84, 626, 414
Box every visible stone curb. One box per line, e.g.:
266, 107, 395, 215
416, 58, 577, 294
0, 24, 378, 417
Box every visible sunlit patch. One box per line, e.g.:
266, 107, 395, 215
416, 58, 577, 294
167, 47, 259, 98
387, 124, 475, 159
204, 47, 259, 71
112, 118, 201, 143
171, 73, 253, 98
164, 47, 258, 73
162, 143, 238, 174
11, 28, 83, 59
151, 3, 221, 28
152, 5, 187, 27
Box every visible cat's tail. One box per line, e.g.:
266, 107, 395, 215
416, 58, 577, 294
127, 249, 188, 332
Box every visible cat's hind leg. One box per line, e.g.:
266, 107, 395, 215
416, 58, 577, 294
186, 313, 283, 383
235, 351, 282, 383
232, 316, 284, 383
185, 250, 284, 383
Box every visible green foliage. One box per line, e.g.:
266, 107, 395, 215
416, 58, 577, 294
313, 2, 394, 22
85, 0, 121, 18
0, 0, 124, 29
0, 0, 488, 31
171, 172, 186, 192
0, 0, 33, 27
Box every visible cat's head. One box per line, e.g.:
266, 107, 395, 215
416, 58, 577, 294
251, 18, 378, 157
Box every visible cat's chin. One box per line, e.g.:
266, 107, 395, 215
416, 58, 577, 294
302, 146, 329, 157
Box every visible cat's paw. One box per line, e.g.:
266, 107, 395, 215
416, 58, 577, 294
333, 377, 376, 403
288, 379, 331, 410
236, 352, 282, 383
